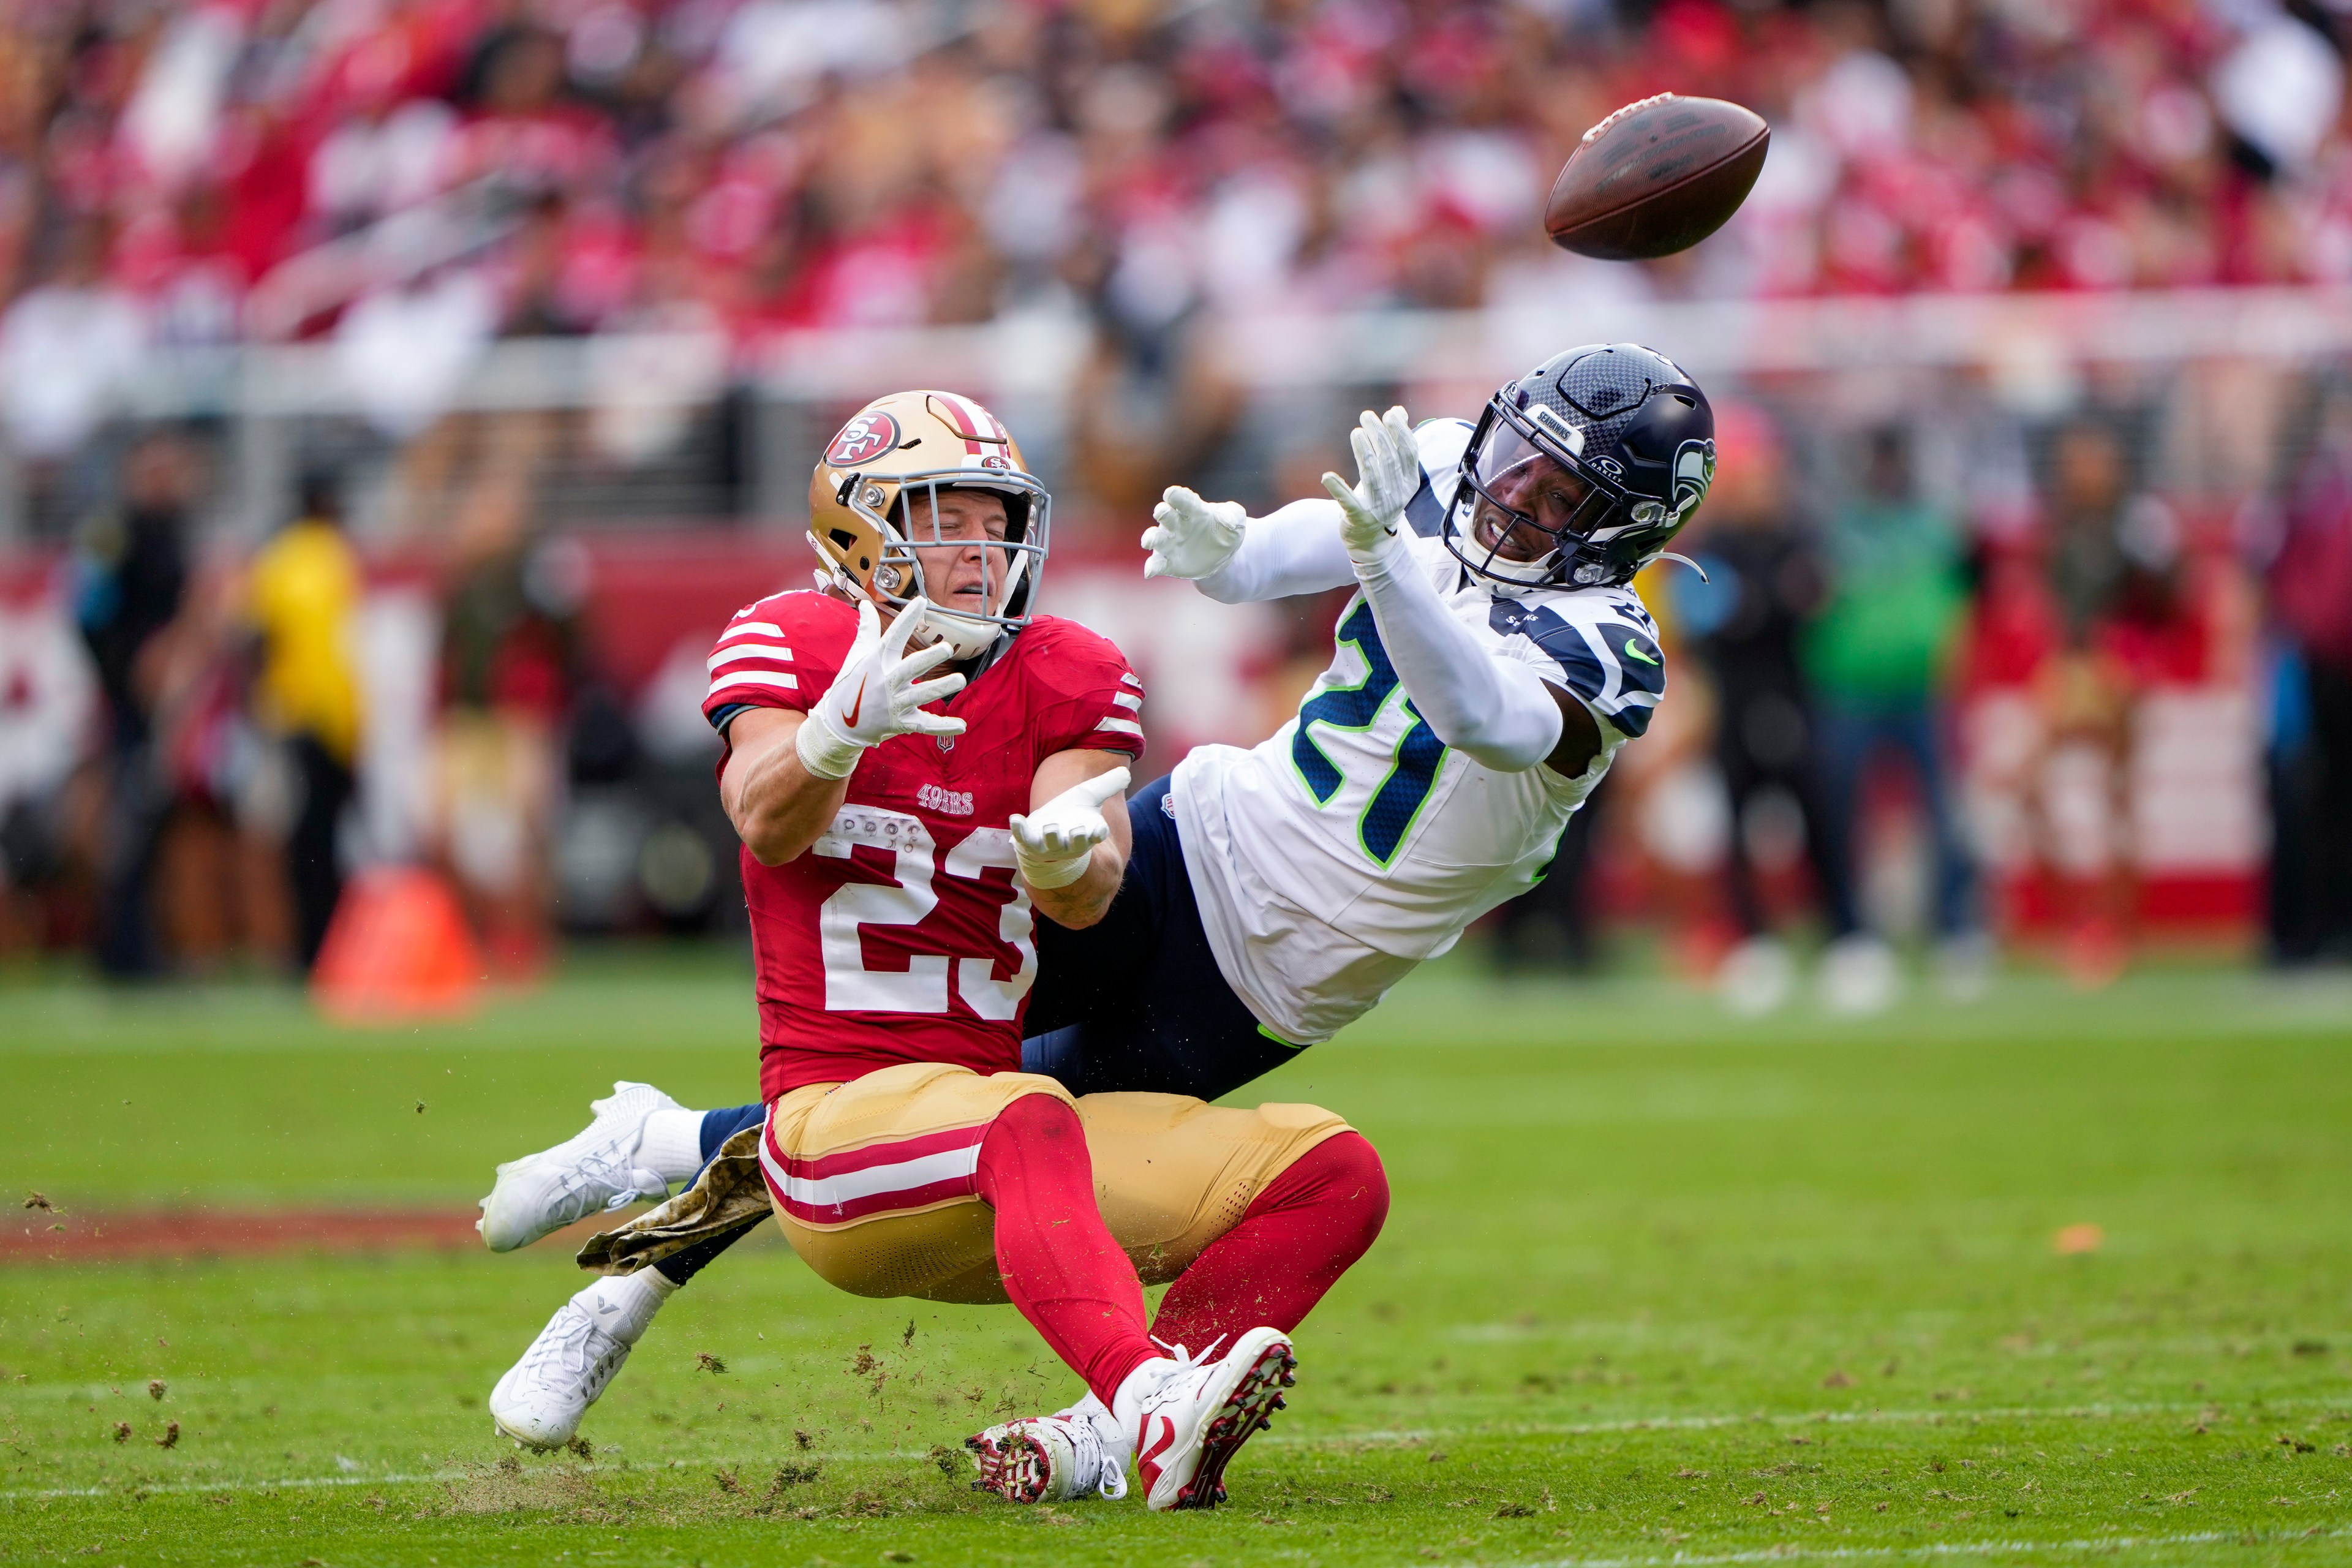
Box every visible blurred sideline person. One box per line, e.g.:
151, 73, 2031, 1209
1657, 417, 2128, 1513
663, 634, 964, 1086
1802, 425, 1982, 1011
246, 474, 363, 970
2265, 386, 2352, 963
1676, 404, 1842, 1014
2031, 421, 2183, 986
70, 431, 195, 979
485, 390, 1388, 1513
434, 478, 580, 975
477, 345, 1711, 1480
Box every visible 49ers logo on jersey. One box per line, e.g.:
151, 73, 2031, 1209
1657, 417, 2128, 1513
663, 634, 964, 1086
826, 412, 900, 467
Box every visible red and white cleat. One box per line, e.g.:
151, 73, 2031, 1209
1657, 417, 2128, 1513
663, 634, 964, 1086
1127, 1327, 1295, 1512
964, 1406, 1128, 1503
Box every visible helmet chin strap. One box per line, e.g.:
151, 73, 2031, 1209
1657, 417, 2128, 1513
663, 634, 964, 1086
924, 609, 1001, 660
907, 538, 1030, 660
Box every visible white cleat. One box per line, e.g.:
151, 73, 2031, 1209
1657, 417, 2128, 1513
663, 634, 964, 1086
1818, 934, 1901, 1016
477, 1082, 681, 1253
966, 1400, 1130, 1503
488, 1300, 630, 1450
1129, 1327, 1295, 1512
1718, 935, 1795, 1016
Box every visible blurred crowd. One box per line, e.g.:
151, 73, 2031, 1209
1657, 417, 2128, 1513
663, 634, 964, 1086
0, 429, 745, 980
3, 369, 2351, 990
1, 0, 2350, 992
0, 0, 2346, 429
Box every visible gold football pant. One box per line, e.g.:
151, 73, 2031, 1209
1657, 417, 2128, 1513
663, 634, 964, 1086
753, 1062, 1352, 1305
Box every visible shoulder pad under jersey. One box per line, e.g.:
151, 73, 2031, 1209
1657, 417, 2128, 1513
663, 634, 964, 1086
1487, 592, 1666, 738
1404, 418, 1476, 538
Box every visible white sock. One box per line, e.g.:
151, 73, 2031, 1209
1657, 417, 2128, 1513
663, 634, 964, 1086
572, 1268, 677, 1345
636, 1109, 710, 1183
1109, 1357, 1174, 1443
1063, 1390, 1128, 1454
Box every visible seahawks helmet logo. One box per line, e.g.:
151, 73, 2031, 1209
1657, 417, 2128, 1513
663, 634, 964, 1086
1672, 438, 1716, 527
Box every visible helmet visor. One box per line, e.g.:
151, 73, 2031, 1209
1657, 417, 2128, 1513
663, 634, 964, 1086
1464, 418, 1618, 562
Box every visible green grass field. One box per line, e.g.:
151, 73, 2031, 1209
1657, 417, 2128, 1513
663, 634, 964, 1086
4, 949, 2351, 1567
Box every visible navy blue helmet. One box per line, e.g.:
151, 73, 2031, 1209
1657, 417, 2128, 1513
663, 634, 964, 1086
1445, 343, 1716, 590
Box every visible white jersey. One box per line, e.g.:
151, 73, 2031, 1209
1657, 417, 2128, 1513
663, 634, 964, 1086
1170, 418, 1667, 1046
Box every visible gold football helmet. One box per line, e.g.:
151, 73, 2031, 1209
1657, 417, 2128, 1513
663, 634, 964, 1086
807, 390, 1050, 658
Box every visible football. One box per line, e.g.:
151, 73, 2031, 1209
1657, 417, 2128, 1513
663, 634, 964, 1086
1544, 93, 1770, 260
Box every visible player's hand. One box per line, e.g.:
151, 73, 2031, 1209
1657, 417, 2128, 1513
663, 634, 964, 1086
1322, 405, 1420, 570
1142, 487, 1246, 581
1008, 766, 1129, 890
794, 597, 968, 781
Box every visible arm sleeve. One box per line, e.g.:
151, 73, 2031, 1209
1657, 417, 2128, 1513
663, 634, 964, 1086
1193, 497, 1359, 604
1352, 546, 1565, 772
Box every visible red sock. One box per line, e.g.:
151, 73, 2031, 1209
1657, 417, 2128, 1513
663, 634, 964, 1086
1148, 1131, 1389, 1353
974, 1095, 1161, 1408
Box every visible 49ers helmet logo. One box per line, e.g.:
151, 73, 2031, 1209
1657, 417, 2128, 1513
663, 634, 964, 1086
826, 412, 900, 467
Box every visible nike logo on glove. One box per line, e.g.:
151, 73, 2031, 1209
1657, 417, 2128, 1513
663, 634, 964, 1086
843, 678, 867, 728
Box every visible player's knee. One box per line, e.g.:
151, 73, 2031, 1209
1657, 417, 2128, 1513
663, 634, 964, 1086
991, 1091, 1081, 1144
975, 1091, 1087, 1206
1316, 1131, 1390, 1252
1257, 1129, 1389, 1255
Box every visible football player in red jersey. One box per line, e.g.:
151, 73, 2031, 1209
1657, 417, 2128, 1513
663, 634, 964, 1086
484, 391, 1388, 1512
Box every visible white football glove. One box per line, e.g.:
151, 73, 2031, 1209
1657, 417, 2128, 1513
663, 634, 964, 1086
1141, 486, 1247, 581
1321, 405, 1421, 570
1008, 766, 1130, 890
794, 597, 968, 781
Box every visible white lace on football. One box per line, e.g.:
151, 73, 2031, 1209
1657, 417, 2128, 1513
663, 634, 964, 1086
1581, 92, 1675, 145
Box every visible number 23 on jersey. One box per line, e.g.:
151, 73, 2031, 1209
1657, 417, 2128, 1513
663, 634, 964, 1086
812, 807, 1036, 1020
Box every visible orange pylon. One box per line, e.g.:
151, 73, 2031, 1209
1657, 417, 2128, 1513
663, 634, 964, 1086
311, 867, 486, 1023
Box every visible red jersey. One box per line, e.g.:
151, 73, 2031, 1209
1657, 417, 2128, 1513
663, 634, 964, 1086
702, 592, 1144, 1101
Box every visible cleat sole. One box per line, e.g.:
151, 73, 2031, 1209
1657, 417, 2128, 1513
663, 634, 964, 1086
963, 1425, 1053, 1504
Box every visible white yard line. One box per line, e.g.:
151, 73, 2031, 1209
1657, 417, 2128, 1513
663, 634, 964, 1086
1262, 1395, 2341, 1446
0, 1450, 938, 1501
4, 1396, 2331, 1502
7, 1471, 451, 1501
1490, 1525, 2351, 1568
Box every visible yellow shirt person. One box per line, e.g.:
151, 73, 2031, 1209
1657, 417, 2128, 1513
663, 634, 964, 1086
248, 516, 362, 764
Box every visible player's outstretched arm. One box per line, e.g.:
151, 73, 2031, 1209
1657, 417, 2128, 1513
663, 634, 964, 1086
1012, 751, 1133, 929
1324, 407, 1569, 773
1144, 487, 1357, 604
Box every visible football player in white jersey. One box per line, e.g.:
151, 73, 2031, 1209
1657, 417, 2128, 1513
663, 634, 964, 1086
478, 344, 1715, 1496
1147, 343, 1708, 1052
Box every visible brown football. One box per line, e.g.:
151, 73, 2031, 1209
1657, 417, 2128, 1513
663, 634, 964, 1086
1544, 94, 1770, 261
